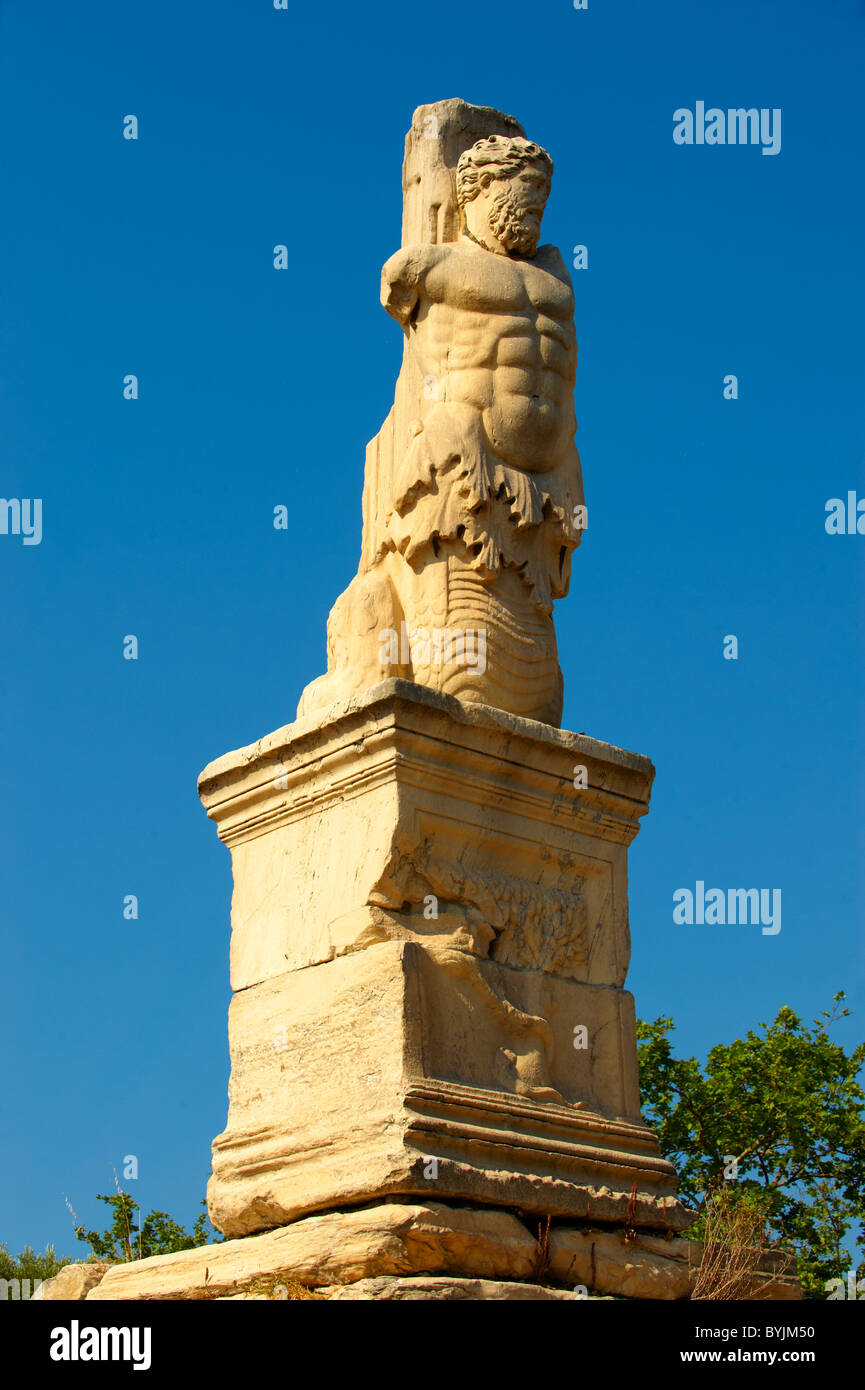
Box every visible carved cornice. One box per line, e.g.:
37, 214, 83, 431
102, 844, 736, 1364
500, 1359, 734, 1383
199, 681, 654, 853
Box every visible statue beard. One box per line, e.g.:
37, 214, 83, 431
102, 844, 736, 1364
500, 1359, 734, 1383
488, 189, 542, 256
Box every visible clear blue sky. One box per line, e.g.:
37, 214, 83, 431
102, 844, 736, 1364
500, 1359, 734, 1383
2, 0, 863, 1259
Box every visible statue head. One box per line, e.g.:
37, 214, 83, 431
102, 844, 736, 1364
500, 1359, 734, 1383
456, 135, 553, 256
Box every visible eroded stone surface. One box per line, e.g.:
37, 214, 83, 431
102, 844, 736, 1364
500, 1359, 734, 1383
550, 1228, 696, 1300
32, 1263, 111, 1300
549, 1227, 800, 1301
80, 1201, 799, 1302
88, 1202, 536, 1300
206, 938, 687, 1239
198, 682, 653, 993
324, 1277, 581, 1301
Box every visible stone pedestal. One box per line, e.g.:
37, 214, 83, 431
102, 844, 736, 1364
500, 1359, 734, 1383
198, 680, 691, 1241
39, 688, 802, 1302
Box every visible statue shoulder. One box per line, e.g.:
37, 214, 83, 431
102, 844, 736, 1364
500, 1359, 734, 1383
381, 244, 453, 323
532, 243, 574, 286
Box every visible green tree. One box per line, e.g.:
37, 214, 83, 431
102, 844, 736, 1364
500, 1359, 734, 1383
74, 1193, 218, 1262
0, 1242, 70, 1286
636, 993, 865, 1298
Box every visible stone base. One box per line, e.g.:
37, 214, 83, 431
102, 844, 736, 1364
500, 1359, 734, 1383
198, 682, 689, 1239
178, 684, 801, 1304
58, 1201, 800, 1302
208, 938, 689, 1238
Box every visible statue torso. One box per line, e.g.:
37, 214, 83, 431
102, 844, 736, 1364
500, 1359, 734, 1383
401, 242, 578, 473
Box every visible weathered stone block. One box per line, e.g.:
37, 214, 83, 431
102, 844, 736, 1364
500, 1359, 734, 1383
208, 938, 685, 1236
198, 681, 653, 995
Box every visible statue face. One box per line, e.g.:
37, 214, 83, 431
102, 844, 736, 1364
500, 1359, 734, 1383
484, 164, 551, 255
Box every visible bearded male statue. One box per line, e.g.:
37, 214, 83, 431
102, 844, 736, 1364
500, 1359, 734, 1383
298, 120, 585, 729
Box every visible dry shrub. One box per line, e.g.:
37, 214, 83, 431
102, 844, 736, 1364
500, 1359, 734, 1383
247, 1275, 328, 1300
690, 1185, 782, 1301
532, 1216, 552, 1284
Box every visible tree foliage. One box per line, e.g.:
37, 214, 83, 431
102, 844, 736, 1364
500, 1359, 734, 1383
0, 1242, 69, 1285
637, 993, 865, 1298
74, 1193, 218, 1262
